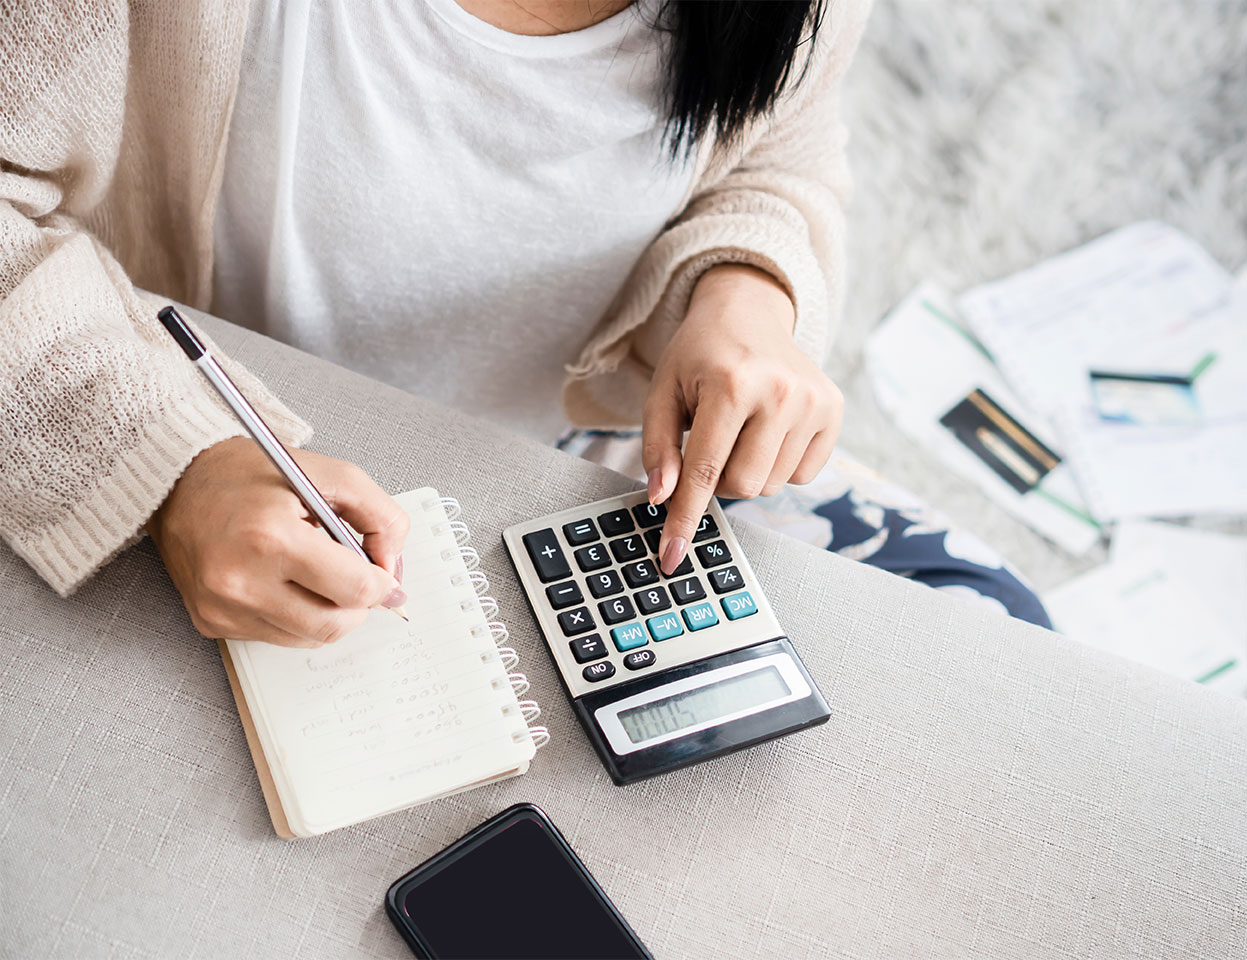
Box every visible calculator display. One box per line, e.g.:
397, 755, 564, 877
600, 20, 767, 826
617, 666, 790, 744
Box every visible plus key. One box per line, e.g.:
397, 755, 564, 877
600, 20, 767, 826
522, 528, 571, 583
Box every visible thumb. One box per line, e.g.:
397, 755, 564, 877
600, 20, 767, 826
641, 380, 686, 506
317, 460, 410, 577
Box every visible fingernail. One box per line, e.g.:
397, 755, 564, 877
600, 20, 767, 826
647, 469, 662, 505
395, 553, 404, 584
382, 587, 408, 609
661, 537, 687, 575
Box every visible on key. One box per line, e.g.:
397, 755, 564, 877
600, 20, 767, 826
523, 528, 571, 582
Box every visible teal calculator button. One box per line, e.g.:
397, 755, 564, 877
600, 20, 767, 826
611, 622, 648, 651
682, 602, 719, 631
721, 591, 758, 620
646, 612, 684, 642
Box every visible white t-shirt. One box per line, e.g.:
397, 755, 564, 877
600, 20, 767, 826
212, 0, 696, 442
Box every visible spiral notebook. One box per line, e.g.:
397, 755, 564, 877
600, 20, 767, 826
219, 488, 547, 838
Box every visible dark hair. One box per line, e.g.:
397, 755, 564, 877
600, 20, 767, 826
650, 0, 829, 159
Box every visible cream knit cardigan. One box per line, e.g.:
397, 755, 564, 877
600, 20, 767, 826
0, 0, 870, 597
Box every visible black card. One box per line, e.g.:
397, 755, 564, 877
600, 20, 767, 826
939, 388, 1061, 494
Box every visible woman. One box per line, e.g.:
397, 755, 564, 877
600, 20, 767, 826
0, 0, 1047, 648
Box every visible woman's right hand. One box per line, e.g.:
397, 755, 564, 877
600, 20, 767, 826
147, 437, 410, 648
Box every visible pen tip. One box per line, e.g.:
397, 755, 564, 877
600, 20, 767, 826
393, 606, 410, 622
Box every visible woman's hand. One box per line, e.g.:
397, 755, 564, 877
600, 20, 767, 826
147, 437, 410, 648
643, 264, 843, 573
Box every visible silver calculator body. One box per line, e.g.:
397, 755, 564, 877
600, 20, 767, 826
503, 491, 830, 784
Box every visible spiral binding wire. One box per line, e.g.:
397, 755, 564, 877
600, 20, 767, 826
440, 497, 547, 753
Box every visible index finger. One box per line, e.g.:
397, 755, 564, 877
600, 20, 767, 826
658, 399, 747, 573
281, 520, 399, 610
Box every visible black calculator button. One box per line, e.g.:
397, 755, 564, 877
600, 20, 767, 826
695, 540, 732, 568
634, 586, 671, 614
597, 509, 635, 537
643, 528, 662, 555
609, 535, 646, 563
693, 514, 720, 543
670, 576, 706, 604
523, 528, 571, 583
583, 660, 616, 683
631, 502, 667, 528
661, 554, 694, 579
569, 634, 608, 663
709, 566, 744, 594
558, 607, 595, 636
546, 580, 584, 609
587, 569, 625, 599
623, 649, 656, 671
621, 559, 659, 588
562, 519, 600, 546
598, 596, 636, 625
574, 543, 611, 572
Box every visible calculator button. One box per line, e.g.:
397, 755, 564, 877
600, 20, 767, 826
695, 540, 732, 568
634, 586, 671, 614
546, 580, 584, 609
621, 559, 660, 588
682, 602, 719, 631
569, 634, 608, 663
598, 509, 635, 537
609, 535, 646, 563
670, 576, 706, 604
558, 607, 595, 636
646, 612, 684, 642
562, 519, 600, 546
610, 622, 648, 652
587, 569, 625, 599
643, 528, 662, 555
708, 566, 743, 594
693, 514, 719, 543
623, 649, 656, 671
583, 660, 616, 683
574, 543, 612, 572
599, 595, 636, 625
661, 555, 694, 579
721, 591, 758, 620
631, 502, 667, 528
523, 528, 571, 583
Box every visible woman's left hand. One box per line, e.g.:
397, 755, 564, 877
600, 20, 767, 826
642, 264, 844, 574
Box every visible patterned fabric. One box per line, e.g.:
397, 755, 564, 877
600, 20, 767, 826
558, 429, 1051, 628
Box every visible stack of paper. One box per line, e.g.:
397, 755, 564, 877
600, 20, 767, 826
957, 221, 1247, 522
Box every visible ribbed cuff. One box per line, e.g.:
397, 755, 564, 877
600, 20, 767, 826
14, 388, 313, 597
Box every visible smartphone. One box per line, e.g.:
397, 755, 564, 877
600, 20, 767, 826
385, 803, 653, 959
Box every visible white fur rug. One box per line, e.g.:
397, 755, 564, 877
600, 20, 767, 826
833, 0, 1247, 589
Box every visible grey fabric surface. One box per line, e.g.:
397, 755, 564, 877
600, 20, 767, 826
2, 313, 1245, 959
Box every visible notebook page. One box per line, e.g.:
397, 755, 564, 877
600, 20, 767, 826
226, 488, 536, 836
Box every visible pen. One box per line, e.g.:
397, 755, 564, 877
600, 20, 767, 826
157, 305, 408, 622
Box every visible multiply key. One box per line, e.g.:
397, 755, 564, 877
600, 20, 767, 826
522, 528, 570, 583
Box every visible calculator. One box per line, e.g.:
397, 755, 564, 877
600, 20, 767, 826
503, 491, 830, 784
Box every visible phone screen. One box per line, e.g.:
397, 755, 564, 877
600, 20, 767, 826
392, 808, 649, 959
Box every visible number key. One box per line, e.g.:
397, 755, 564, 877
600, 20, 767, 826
634, 586, 671, 614
599, 595, 636, 625
610, 535, 645, 563
644, 528, 662, 555
670, 576, 705, 604
621, 559, 659, 588
631, 502, 667, 528
575, 542, 611, 572
588, 569, 625, 598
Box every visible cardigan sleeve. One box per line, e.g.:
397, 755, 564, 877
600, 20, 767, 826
562, 0, 873, 428
0, 5, 310, 597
